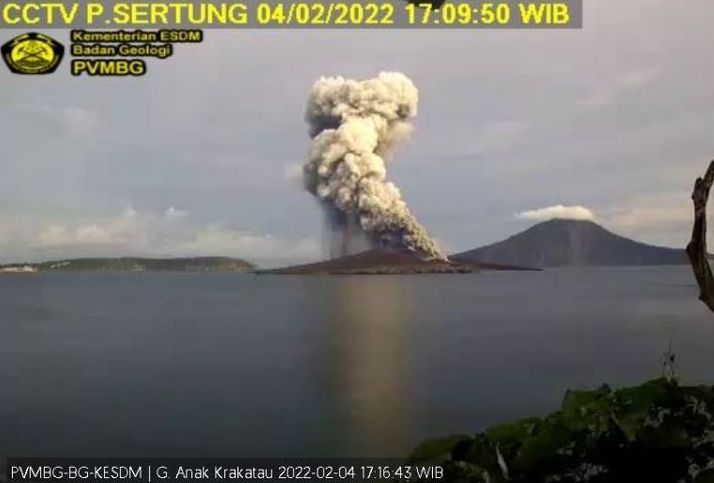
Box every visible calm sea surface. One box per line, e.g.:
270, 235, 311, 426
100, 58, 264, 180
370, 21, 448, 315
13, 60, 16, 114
2, 267, 714, 459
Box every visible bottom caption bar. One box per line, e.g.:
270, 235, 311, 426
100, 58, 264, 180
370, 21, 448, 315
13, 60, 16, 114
4, 459, 446, 482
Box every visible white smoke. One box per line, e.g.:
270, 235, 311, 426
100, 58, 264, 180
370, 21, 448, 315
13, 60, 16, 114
303, 72, 445, 260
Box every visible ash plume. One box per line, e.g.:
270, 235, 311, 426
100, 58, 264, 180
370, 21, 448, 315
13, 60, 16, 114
303, 72, 445, 260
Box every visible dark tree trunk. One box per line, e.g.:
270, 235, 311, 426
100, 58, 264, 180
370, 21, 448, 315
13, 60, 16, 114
686, 160, 714, 313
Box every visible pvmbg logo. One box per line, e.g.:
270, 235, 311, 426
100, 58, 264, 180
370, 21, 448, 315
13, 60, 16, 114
1, 32, 64, 74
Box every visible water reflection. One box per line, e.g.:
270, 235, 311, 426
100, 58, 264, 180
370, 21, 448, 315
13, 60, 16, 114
6, 269, 714, 460
326, 277, 414, 455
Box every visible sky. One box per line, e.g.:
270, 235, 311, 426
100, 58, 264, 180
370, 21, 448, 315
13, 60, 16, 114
1, 0, 714, 266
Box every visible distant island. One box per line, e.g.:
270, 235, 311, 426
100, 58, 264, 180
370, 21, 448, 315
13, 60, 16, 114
0, 257, 254, 273
259, 248, 539, 275
0, 219, 692, 274
452, 218, 689, 268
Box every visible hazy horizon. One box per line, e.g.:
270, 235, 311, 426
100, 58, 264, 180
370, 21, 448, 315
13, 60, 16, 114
0, 216, 693, 268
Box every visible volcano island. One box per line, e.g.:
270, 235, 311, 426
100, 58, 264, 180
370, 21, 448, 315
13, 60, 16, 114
258, 248, 537, 275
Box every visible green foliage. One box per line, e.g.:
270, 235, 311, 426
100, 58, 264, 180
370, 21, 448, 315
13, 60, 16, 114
412, 379, 714, 483
410, 435, 472, 462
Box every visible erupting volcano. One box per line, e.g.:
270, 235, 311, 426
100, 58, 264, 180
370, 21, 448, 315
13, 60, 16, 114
303, 72, 445, 260
262, 72, 538, 275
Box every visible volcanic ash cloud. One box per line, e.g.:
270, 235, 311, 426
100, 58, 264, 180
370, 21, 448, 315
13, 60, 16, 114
303, 72, 445, 260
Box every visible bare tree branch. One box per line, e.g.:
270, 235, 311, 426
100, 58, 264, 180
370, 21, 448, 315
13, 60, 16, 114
686, 160, 714, 313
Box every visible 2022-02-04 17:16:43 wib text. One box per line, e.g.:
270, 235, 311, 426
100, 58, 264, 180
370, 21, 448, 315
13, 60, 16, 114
8, 463, 446, 480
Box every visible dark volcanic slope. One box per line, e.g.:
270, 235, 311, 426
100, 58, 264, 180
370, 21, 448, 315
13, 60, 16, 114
260, 248, 536, 275
452, 219, 687, 268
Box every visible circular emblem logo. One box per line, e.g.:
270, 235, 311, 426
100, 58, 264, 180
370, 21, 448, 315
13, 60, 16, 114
2, 33, 64, 75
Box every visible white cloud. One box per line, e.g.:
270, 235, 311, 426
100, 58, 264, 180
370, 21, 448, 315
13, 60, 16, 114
172, 224, 319, 259
29, 208, 319, 263
517, 205, 596, 221
37, 225, 73, 246
121, 207, 137, 219
580, 66, 661, 109
37, 209, 138, 247
601, 191, 692, 247
165, 207, 188, 220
